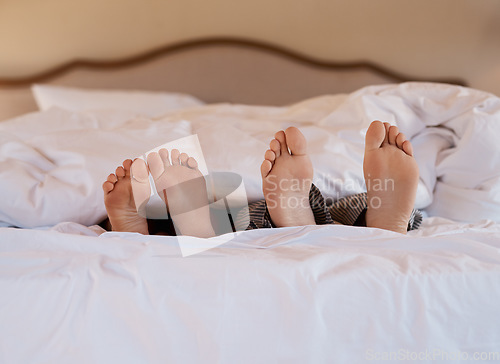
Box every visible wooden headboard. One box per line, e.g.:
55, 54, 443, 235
0, 37, 467, 121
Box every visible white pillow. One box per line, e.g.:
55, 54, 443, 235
32, 84, 204, 117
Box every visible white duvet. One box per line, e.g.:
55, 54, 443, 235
1, 219, 500, 363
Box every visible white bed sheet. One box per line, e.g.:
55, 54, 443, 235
1, 219, 499, 363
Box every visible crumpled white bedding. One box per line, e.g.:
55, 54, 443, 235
1, 82, 500, 363
0, 219, 499, 363
1, 82, 500, 228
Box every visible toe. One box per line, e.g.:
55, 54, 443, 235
107, 173, 118, 183
396, 132, 407, 149
123, 159, 132, 175
402, 140, 414, 156
102, 181, 114, 194
115, 166, 125, 179
147, 152, 165, 179
388, 126, 399, 145
284, 126, 307, 155
261, 159, 273, 178
365, 121, 386, 151
270, 139, 281, 158
180, 153, 189, 166
274, 130, 289, 155
159, 149, 171, 167
187, 157, 198, 169
131, 159, 150, 182
264, 149, 276, 163
130, 159, 152, 216
171, 149, 180, 165
383, 122, 391, 144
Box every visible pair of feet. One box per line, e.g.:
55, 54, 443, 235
262, 121, 418, 233
103, 121, 419, 236
102, 150, 215, 237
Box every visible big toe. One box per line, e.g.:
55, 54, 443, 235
130, 159, 151, 215
284, 126, 307, 155
147, 152, 165, 180
131, 159, 149, 183
365, 121, 386, 151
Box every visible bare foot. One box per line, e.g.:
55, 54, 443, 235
261, 127, 315, 227
147, 149, 215, 238
363, 121, 419, 234
103, 159, 149, 234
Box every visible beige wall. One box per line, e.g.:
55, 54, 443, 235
1, 0, 499, 96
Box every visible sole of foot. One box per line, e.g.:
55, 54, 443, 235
140, 148, 215, 238
363, 120, 419, 234
103, 159, 149, 234
261, 126, 316, 227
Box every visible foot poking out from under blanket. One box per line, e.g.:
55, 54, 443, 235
103, 159, 149, 234
261, 127, 316, 227
133, 149, 215, 238
363, 121, 419, 234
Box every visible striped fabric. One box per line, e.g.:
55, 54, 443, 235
235, 184, 422, 231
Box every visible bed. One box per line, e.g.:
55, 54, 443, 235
1, 38, 499, 363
